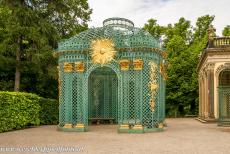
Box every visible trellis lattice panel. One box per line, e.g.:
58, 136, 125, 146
218, 86, 230, 126
56, 18, 166, 133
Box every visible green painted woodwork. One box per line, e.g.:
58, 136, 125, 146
55, 18, 166, 133
89, 67, 118, 122
218, 69, 230, 126
218, 86, 230, 126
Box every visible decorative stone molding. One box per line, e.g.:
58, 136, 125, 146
205, 62, 215, 71
200, 62, 215, 78
216, 63, 230, 76
198, 71, 204, 80
201, 67, 208, 78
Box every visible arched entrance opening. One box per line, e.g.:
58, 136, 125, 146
88, 66, 118, 125
218, 69, 230, 125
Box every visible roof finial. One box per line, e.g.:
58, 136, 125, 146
207, 25, 216, 40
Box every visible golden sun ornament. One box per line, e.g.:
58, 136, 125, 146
91, 38, 116, 65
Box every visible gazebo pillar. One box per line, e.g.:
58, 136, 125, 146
206, 63, 215, 118
64, 72, 73, 125
204, 74, 208, 118
198, 75, 202, 117
201, 77, 205, 118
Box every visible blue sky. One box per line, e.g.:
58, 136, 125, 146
88, 0, 230, 35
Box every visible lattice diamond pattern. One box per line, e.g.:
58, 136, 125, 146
56, 18, 166, 132
219, 89, 230, 120
88, 67, 118, 121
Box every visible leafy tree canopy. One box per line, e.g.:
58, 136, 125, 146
144, 15, 215, 116
222, 25, 230, 36
0, 0, 92, 98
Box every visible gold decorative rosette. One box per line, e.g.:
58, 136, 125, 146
91, 38, 116, 65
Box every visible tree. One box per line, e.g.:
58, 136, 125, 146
143, 19, 164, 40
163, 18, 192, 49
193, 15, 215, 41
166, 15, 214, 116
222, 25, 230, 36
0, 0, 92, 92
143, 15, 215, 116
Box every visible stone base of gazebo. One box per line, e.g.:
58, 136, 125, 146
196, 117, 217, 123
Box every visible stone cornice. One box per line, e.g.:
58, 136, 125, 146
197, 47, 230, 71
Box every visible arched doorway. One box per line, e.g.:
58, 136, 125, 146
218, 69, 230, 125
88, 67, 118, 125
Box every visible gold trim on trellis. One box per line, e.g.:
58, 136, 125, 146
157, 123, 164, 128
64, 62, 73, 72
75, 62, 85, 72
57, 66, 62, 103
133, 59, 143, 70
119, 60, 130, 71
149, 61, 158, 112
160, 62, 168, 80
75, 124, 85, 128
119, 124, 129, 129
133, 124, 143, 130
161, 52, 168, 58
63, 124, 72, 128
53, 47, 166, 57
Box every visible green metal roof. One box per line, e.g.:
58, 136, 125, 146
56, 17, 162, 53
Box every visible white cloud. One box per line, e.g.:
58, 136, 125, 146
88, 0, 230, 35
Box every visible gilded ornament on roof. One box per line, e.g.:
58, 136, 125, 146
91, 38, 116, 65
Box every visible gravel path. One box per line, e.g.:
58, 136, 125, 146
0, 118, 230, 154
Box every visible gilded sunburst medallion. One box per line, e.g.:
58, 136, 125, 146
91, 38, 116, 65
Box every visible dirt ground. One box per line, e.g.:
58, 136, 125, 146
0, 118, 230, 154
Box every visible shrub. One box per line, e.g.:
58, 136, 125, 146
0, 92, 40, 133
39, 98, 59, 125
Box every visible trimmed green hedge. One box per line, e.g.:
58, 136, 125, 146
0, 92, 41, 133
0, 92, 59, 133
39, 98, 59, 125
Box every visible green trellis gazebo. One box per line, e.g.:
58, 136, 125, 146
54, 17, 167, 133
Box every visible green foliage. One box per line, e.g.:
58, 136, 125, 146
143, 19, 165, 39
0, 0, 92, 94
222, 25, 230, 36
0, 91, 41, 133
162, 18, 192, 48
39, 98, 59, 125
144, 15, 215, 117
193, 15, 214, 41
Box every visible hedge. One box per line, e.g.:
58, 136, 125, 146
39, 98, 59, 125
0, 92, 41, 133
0, 92, 59, 133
